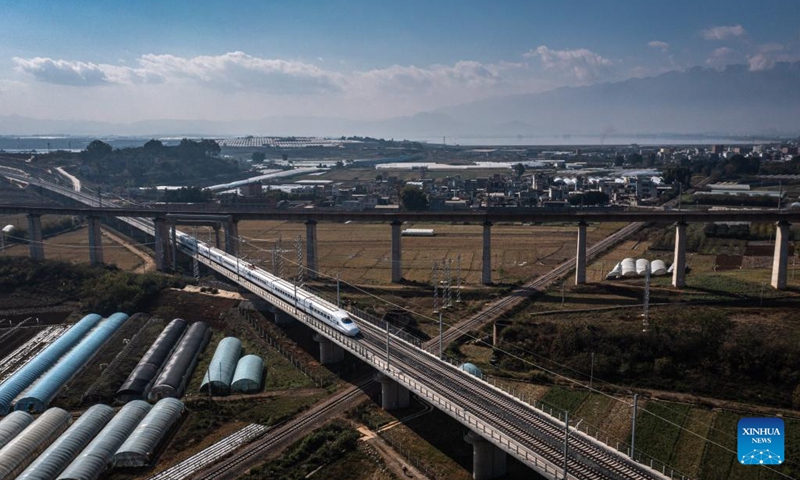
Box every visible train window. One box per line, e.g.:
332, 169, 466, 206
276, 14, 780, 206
341, 317, 353, 324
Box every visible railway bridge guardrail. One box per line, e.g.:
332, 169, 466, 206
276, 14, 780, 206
7, 172, 677, 479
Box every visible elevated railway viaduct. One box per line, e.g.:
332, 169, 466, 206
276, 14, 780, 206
2, 172, 798, 479
1, 192, 798, 289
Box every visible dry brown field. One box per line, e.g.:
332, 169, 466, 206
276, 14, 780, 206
1, 221, 147, 271
232, 220, 628, 285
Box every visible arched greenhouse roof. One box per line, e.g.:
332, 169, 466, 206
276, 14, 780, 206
231, 355, 264, 394
149, 321, 210, 401
0, 410, 33, 449
0, 407, 72, 479
17, 404, 114, 480
111, 398, 185, 467
15, 312, 129, 413
199, 337, 242, 395
116, 318, 187, 402
58, 400, 151, 480
0, 313, 101, 414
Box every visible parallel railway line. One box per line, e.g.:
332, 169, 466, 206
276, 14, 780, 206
194, 379, 374, 479
426, 221, 644, 351
9, 173, 673, 479
360, 321, 662, 480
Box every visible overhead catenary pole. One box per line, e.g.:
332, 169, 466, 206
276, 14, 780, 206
630, 394, 638, 459
439, 311, 443, 359
643, 263, 651, 332
456, 253, 462, 303
433, 260, 439, 313
337, 272, 341, 307
386, 321, 391, 371
563, 411, 569, 480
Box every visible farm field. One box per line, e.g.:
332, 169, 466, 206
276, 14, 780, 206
233, 219, 627, 285
1, 221, 147, 271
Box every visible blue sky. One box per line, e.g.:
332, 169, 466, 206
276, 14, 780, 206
1, 0, 798, 123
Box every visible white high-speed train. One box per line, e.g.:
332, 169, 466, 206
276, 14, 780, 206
174, 231, 360, 337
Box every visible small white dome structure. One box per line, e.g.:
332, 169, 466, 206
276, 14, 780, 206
636, 258, 650, 276
621, 258, 637, 277
651, 260, 668, 276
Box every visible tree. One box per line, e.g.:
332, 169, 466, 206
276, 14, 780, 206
568, 191, 609, 206
400, 186, 428, 211
663, 166, 692, 188
84, 140, 112, 161
513, 163, 525, 178
143, 139, 164, 151
252, 151, 266, 163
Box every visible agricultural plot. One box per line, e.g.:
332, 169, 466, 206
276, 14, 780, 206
236, 220, 626, 286
539, 386, 589, 416
1, 222, 146, 271
633, 401, 691, 467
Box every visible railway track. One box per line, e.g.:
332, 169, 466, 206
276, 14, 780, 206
361, 322, 665, 480
425, 221, 644, 352
193, 378, 374, 480
18, 173, 673, 478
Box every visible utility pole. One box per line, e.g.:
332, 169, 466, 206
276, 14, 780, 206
642, 263, 650, 333
192, 226, 199, 281
630, 394, 638, 459
336, 272, 341, 307
456, 254, 462, 303
386, 322, 391, 371
433, 261, 439, 313
563, 411, 569, 480
439, 311, 443, 359
295, 235, 303, 284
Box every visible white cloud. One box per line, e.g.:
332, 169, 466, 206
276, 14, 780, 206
12, 57, 110, 86
135, 52, 344, 94
13, 52, 344, 94
355, 60, 521, 94
702, 25, 746, 40
647, 41, 670, 52
706, 47, 736, 68
747, 54, 774, 71
6, 52, 553, 120
524, 45, 613, 82
746, 44, 800, 71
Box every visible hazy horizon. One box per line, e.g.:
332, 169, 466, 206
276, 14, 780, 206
1, 1, 799, 132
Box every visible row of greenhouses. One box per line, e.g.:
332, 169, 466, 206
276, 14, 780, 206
0, 398, 184, 479
199, 336, 264, 395
0, 313, 129, 415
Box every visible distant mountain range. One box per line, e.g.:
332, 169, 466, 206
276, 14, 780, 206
2, 62, 799, 140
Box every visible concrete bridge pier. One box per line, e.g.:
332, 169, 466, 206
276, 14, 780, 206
391, 220, 402, 283
771, 220, 790, 290
313, 333, 344, 364
374, 371, 410, 410
88, 216, 104, 265
213, 224, 222, 249
272, 308, 297, 327
575, 220, 587, 285
225, 219, 240, 255
27, 214, 44, 261
153, 217, 171, 272
482, 221, 492, 285
672, 222, 687, 288
464, 430, 507, 480
305, 219, 318, 279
